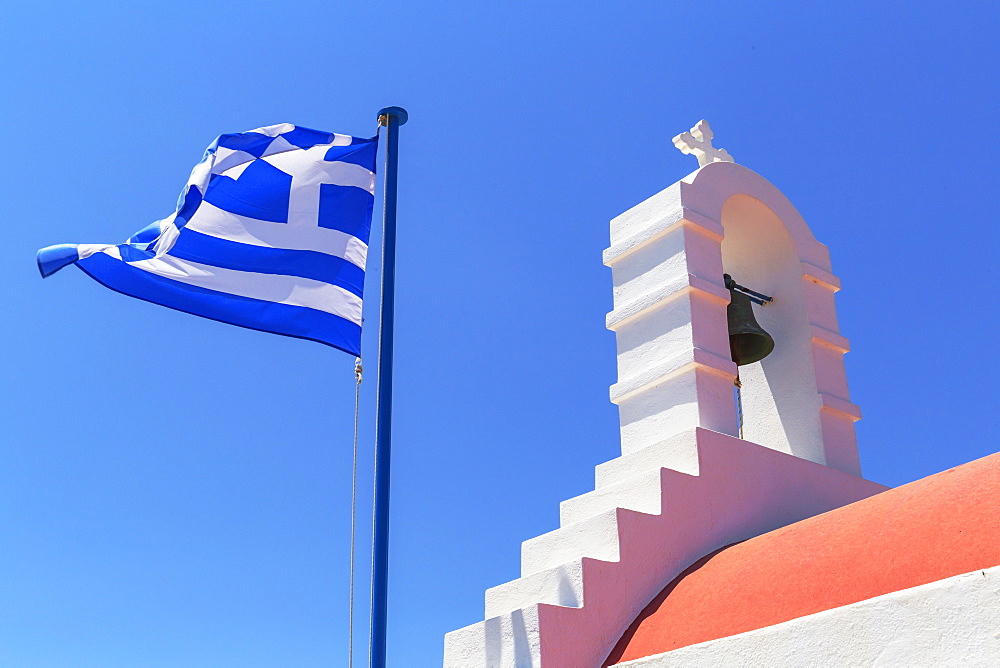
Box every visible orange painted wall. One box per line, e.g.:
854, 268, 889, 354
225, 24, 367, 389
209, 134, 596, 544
606, 452, 1000, 665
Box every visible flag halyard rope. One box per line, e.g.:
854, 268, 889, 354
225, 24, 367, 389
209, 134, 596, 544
735, 374, 745, 440
348, 357, 363, 668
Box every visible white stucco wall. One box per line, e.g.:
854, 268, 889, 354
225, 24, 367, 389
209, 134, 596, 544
603, 162, 862, 475
444, 158, 877, 666
614, 566, 1000, 667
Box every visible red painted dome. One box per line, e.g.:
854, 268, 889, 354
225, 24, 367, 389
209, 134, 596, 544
606, 452, 1000, 665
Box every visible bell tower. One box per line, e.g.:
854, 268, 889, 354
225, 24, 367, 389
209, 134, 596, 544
442, 121, 883, 668
607, 120, 862, 474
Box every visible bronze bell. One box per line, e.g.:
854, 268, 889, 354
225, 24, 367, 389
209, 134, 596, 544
726, 277, 775, 366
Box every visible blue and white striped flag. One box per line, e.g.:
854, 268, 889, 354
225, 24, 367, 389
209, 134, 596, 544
38, 124, 377, 356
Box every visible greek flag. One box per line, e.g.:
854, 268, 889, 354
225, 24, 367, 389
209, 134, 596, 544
37, 124, 377, 356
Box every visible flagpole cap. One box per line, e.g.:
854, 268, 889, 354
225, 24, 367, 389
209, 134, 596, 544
377, 106, 408, 126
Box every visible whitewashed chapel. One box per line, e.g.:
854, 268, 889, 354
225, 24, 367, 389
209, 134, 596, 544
443, 121, 1000, 667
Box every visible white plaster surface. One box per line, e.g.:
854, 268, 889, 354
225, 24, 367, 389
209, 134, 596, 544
594, 430, 701, 487
447, 605, 543, 668
443, 429, 886, 667
614, 565, 1000, 667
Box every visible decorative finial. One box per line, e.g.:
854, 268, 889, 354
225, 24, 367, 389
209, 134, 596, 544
672, 120, 734, 167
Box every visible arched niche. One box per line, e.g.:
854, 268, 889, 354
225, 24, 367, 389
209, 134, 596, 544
721, 194, 825, 463
682, 162, 861, 474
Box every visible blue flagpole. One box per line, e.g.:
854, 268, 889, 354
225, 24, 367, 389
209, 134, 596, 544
370, 105, 407, 668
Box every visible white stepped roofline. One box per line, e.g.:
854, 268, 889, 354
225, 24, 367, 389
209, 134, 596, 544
444, 430, 886, 666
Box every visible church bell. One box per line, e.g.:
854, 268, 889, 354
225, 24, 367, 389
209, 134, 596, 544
725, 275, 775, 366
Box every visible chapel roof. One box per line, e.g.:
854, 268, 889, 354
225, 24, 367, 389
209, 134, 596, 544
606, 451, 1000, 665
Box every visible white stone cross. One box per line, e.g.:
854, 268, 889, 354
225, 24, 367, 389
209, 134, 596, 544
672, 120, 734, 167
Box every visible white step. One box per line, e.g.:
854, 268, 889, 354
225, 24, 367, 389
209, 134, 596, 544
485, 561, 584, 618
594, 428, 700, 488
560, 468, 664, 526
443, 607, 542, 668
520, 509, 622, 577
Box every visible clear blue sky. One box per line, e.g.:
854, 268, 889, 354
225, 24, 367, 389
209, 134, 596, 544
1, 2, 997, 666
